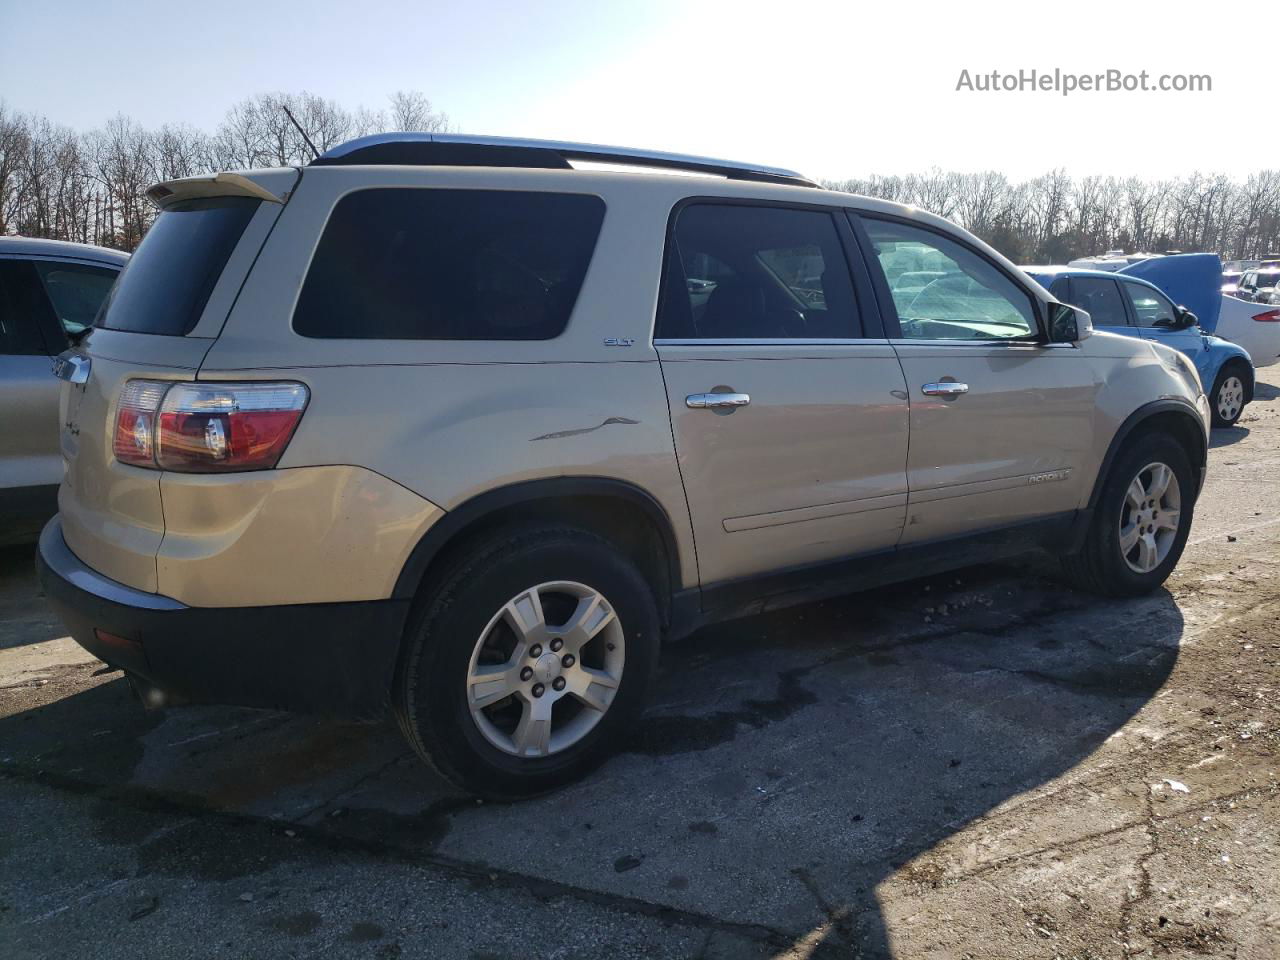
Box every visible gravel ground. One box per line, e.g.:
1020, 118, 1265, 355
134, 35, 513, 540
1, 373, 1277, 959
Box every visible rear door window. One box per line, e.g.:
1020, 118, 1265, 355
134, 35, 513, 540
99, 196, 261, 335
1066, 276, 1129, 327
33, 261, 119, 340
0, 259, 58, 356
656, 203, 861, 339
293, 189, 606, 340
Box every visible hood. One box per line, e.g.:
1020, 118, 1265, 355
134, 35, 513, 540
1118, 253, 1222, 333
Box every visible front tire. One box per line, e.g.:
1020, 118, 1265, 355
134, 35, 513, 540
394, 525, 660, 798
1210, 365, 1248, 427
1061, 432, 1195, 597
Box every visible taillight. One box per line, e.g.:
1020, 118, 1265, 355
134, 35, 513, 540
1252, 309, 1280, 323
113, 380, 168, 466
112, 380, 309, 472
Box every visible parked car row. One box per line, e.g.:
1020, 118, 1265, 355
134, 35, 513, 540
1234, 264, 1280, 303
23, 133, 1215, 797
1024, 265, 1255, 427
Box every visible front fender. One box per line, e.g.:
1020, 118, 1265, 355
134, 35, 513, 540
1087, 397, 1209, 512
1199, 335, 1255, 397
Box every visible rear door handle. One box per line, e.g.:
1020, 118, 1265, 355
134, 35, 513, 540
686, 392, 751, 410
921, 381, 968, 398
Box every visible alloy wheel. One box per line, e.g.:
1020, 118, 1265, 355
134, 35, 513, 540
1119, 461, 1182, 574
465, 581, 625, 757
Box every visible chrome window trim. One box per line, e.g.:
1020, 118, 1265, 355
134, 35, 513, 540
887, 338, 1075, 349
0, 253, 125, 269
654, 337, 892, 347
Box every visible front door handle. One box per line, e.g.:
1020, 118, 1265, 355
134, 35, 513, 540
921, 381, 969, 398
686, 392, 751, 410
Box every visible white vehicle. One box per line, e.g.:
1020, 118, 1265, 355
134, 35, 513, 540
1215, 294, 1280, 368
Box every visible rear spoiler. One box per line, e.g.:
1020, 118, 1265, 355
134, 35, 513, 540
145, 169, 300, 209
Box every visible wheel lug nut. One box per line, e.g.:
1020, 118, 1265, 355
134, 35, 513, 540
520, 666, 533, 681
550, 638, 563, 652
552, 677, 566, 691
529, 644, 542, 658
532, 683, 545, 697
562, 654, 575, 668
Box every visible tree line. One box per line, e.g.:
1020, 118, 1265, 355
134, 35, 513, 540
0, 91, 449, 250
823, 170, 1280, 264
3, 90, 1279, 264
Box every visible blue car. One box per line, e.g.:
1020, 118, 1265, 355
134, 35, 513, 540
1025, 266, 1255, 427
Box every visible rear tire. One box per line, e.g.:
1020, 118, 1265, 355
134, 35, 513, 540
1061, 432, 1194, 597
1209, 364, 1248, 427
394, 525, 660, 799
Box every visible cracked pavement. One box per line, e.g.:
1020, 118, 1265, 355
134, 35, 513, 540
2, 375, 1278, 959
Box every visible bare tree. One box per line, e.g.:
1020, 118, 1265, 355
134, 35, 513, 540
7, 91, 1280, 263
0, 104, 32, 235
153, 123, 212, 181
387, 90, 450, 132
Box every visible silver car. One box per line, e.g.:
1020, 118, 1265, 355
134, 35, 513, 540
1, 238, 126, 544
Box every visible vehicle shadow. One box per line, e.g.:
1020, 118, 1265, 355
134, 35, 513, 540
622, 561, 1183, 956
0, 558, 1183, 957
1253, 380, 1279, 401
0, 543, 67, 650
1210, 426, 1250, 448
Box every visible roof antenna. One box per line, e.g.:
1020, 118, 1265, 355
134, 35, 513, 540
282, 105, 320, 161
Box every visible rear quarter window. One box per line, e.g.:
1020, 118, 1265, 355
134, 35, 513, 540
99, 196, 261, 336
292, 189, 606, 340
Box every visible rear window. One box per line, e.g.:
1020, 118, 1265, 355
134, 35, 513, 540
293, 189, 605, 340
99, 196, 260, 335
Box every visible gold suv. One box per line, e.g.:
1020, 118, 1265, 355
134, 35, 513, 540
38, 135, 1211, 796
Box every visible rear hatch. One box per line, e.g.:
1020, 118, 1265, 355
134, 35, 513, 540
57, 170, 296, 592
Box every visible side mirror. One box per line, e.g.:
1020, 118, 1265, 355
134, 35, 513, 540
1047, 302, 1092, 343
1157, 307, 1197, 329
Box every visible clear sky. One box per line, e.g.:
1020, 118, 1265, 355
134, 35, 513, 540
0, 0, 1260, 181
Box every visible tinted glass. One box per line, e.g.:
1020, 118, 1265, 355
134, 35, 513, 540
657, 204, 859, 339
0, 259, 57, 356
294, 189, 605, 340
1258, 271, 1280, 289
99, 196, 260, 335
34, 261, 119, 339
1067, 276, 1128, 326
864, 219, 1036, 340
1121, 282, 1177, 325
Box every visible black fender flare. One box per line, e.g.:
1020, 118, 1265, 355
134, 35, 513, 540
391, 476, 684, 601
1086, 397, 1208, 512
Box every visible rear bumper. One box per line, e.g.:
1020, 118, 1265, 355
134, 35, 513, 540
36, 516, 410, 716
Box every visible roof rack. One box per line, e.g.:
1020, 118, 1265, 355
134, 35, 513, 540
310, 133, 818, 188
